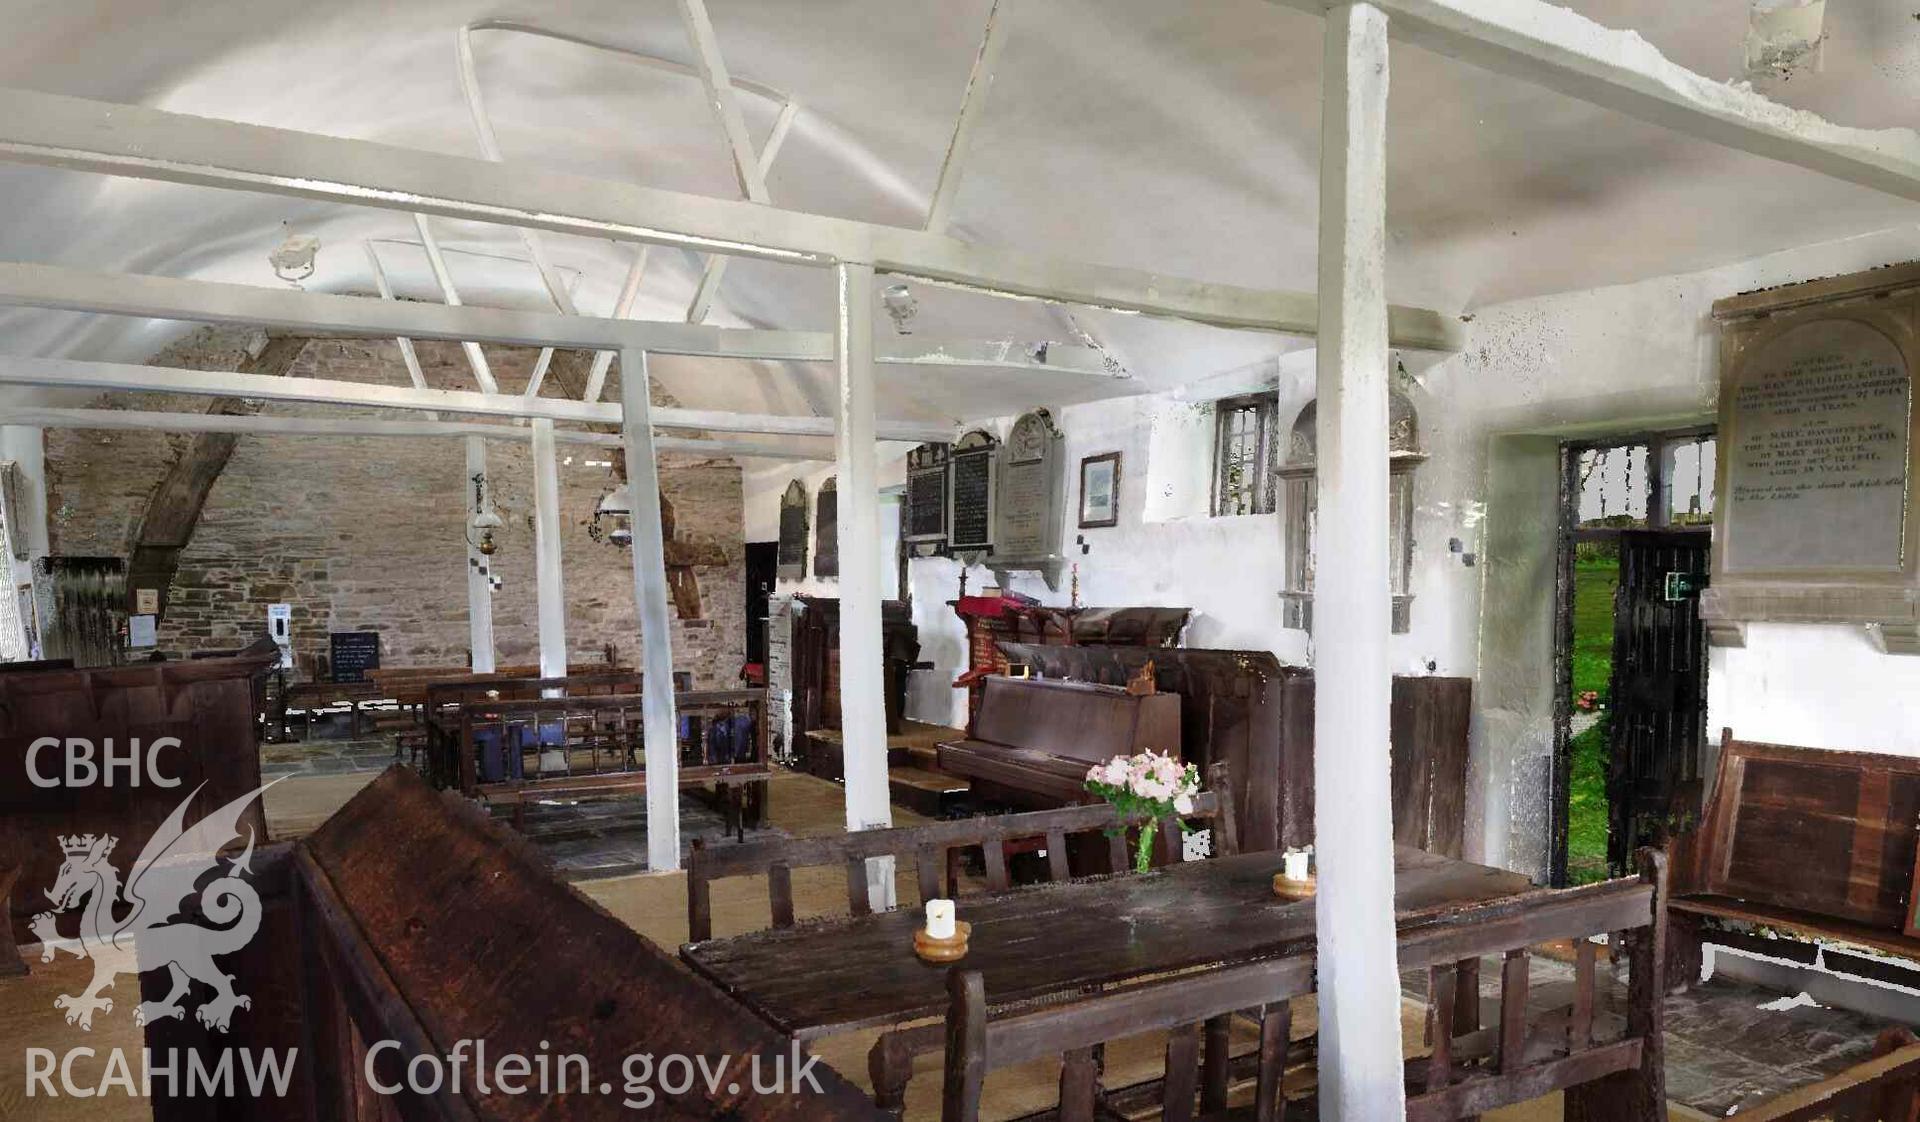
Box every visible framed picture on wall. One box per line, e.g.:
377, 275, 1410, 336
1078, 452, 1121, 529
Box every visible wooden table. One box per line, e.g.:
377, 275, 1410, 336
681, 846, 1532, 1041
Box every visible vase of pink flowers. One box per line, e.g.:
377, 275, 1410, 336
1084, 750, 1202, 873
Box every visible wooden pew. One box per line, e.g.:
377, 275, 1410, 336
1399, 850, 1670, 1120
685, 760, 1238, 943
0, 641, 277, 947
940, 952, 1313, 1122
1666, 731, 1920, 983
687, 763, 1236, 1115
146, 766, 891, 1121
420, 670, 643, 785
458, 689, 774, 837
994, 645, 1472, 857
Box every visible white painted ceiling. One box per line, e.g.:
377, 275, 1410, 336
0, 0, 1916, 426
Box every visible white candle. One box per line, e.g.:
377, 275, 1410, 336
1283, 850, 1310, 882
926, 898, 956, 940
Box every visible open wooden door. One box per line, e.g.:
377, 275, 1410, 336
1607, 529, 1711, 875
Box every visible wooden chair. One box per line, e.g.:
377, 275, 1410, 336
1397, 849, 1671, 1121
940, 953, 1313, 1122
685, 760, 1237, 944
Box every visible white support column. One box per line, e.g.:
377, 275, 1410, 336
833, 262, 895, 906
529, 418, 567, 679
619, 349, 683, 871
464, 435, 497, 673
1313, 5, 1404, 1121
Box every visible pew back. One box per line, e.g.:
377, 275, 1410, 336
1672, 731, 1920, 931
686, 761, 1237, 943
941, 954, 1311, 1122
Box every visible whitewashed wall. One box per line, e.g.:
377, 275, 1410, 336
742, 224, 1920, 876
1446, 224, 1920, 877
746, 348, 1489, 731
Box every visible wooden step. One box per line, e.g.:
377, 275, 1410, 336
888, 765, 969, 818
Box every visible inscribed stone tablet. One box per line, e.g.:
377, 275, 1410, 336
813, 477, 839, 579
996, 411, 1061, 560
776, 480, 808, 579
1724, 319, 1911, 572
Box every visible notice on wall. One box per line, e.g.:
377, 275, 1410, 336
330, 630, 381, 682
1724, 318, 1912, 572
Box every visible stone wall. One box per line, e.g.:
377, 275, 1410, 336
45, 328, 746, 688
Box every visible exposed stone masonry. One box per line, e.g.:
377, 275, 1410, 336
45, 328, 746, 688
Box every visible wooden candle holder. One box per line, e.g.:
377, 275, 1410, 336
914, 920, 972, 963
1271, 872, 1317, 901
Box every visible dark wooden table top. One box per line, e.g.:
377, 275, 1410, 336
680, 846, 1533, 1040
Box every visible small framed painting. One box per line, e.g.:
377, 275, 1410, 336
1078, 452, 1121, 529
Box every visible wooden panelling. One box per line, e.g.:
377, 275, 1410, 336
228, 766, 894, 1122
0, 640, 277, 944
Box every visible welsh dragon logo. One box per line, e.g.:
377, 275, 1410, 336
29, 781, 275, 1033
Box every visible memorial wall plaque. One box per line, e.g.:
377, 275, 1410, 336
905, 442, 951, 552
949, 430, 998, 557
1723, 318, 1911, 573
1703, 265, 1920, 649
813, 477, 839, 579
993, 409, 1066, 588
776, 480, 808, 580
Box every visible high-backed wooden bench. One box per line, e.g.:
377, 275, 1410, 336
142, 766, 890, 1121
1667, 730, 1920, 984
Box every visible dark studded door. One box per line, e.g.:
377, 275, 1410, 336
1607, 530, 1711, 875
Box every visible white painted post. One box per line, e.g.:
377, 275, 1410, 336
1314, 5, 1405, 1121
529, 418, 567, 680
834, 262, 896, 906
619, 349, 683, 871
463, 435, 497, 673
